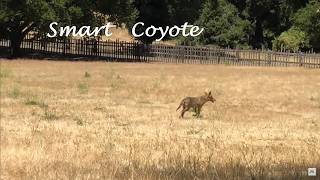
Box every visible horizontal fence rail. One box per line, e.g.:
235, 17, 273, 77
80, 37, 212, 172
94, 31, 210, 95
0, 37, 320, 68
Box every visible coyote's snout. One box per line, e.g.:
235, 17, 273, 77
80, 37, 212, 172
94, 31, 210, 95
176, 91, 216, 118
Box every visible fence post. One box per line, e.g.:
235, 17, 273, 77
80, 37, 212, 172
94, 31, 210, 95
182, 46, 185, 64
236, 49, 240, 65
94, 39, 98, 58
9, 38, 12, 56
268, 51, 271, 66
206, 47, 209, 64
63, 39, 66, 55
217, 48, 221, 64
30, 39, 34, 54
299, 52, 304, 67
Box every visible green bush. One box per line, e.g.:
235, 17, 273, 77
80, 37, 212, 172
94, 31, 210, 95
78, 82, 89, 94
272, 28, 309, 52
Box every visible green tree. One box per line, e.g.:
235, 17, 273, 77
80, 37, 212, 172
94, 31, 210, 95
128, 0, 172, 44
97, 0, 137, 27
0, 0, 58, 56
278, 0, 309, 31
193, 0, 250, 48
293, 0, 320, 51
0, 0, 135, 57
128, 0, 202, 44
167, 0, 202, 25
228, 0, 308, 49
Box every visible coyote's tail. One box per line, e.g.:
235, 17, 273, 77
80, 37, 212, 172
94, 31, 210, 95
176, 102, 182, 111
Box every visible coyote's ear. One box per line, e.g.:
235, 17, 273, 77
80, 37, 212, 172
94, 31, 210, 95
208, 91, 211, 95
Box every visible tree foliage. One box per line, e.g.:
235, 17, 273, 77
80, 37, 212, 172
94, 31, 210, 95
0, 0, 319, 53
97, 0, 137, 26
0, 0, 134, 56
272, 28, 308, 52
0, 0, 59, 56
292, 0, 320, 50
127, 0, 202, 44
192, 0, 250, 48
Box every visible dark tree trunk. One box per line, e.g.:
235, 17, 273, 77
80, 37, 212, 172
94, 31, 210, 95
8, 22, 34, 58
253, 18, 264, 49
8, 28, 25, 58
10, 35, 23, 58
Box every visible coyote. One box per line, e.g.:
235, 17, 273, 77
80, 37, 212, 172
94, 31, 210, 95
176, 91, 216, 118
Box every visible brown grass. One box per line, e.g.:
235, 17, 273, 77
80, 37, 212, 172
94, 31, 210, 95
101, 27, 135, 42
1, 59, 320, 179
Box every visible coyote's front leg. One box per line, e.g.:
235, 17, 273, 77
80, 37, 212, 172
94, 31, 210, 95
196, 106, 202, 118
192, 107, 198, 117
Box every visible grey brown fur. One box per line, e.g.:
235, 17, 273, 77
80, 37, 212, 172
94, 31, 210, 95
176, 91, 216, 118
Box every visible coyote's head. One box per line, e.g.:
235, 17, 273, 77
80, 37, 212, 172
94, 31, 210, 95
205, 91, 216, 103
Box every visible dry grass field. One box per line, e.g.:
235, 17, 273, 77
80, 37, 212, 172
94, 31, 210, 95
0, 60, 319, 180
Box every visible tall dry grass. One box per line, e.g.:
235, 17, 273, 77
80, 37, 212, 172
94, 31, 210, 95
1, 60, 319, 179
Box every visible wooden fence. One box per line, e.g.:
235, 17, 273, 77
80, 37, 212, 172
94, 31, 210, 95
0, 37, 149, 62
0, 37, 320, 68
149, 44, 320, 68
